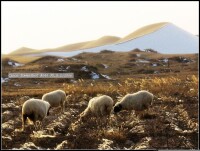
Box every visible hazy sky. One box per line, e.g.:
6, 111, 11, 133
2, 1, 199, 54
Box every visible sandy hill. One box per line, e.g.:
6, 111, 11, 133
117, 22, 169, 43
7, 22, 198, 58
7, 36, 120, 55
80, 36, 121, 49
35, 41, 92, 53
9, 47, 38, 55
39, 36, 120, 52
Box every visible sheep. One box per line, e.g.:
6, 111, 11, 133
113, 90, 154, 116
42, 89, 69, 113
80, 95, 114, 124
22, 98, 51, 131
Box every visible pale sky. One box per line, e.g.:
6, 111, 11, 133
1, 1, 199, 54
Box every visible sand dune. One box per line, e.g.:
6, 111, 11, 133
8, 36, 120, 55
37, 41, 92, 53
80, 36, 121, 49
9, 47, 38, 55
8, 22, 168, 55
117, 22, 169, 43
40, 36, 120, 52
7, 22, 198, 57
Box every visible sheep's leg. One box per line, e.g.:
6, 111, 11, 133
22, 114, 27, 131
35, 121, 42, 130
105, 116, 111, 129
108, 114, 114, 128
33, 121, 37, 130
100, 118, 104, 129
106, 116, 109, 128
62, 100, 66, 113
33, 114, 39, 130
60, 100, 64, 113
96, 118, 101, 129
101, 117, 106, 128
39, 121, 43, 130
100, 106, 106, 126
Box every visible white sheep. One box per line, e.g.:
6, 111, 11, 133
42, 89, 68, 113
80, 95, 114, 122
22, 98, 51, 131
113, 90, 154, 116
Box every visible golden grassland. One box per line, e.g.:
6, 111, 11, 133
2, 74, 198, 105
2, 73, 199, 149
2, 49, 198, 149
2, 55, 42, 64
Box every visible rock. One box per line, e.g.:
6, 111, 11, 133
30, 130, 56, 148
179, 99, 184, 103
46, 121, 69, 134
98, 138, 113, 150
19, 96, 30, 104
129, 125, 145, 134
20, 142, 40, 149
170, 123, 183, 133
2, 135, 12, 141
131, 137, 152, 149
79, 101, 88, 107
2, 120, 14, 132
2, 103, 15, 109
125, 140, 134, 146
2, 110, 13, 122
56, 140, 69, 149
2, 135, 13, 149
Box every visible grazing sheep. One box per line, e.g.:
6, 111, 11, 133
22, 98, 51, 131
113, 90, 154, 116
42, 89, 68, 113
80, 95, 114, 122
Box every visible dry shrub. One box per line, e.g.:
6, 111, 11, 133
103, 129, 126, 143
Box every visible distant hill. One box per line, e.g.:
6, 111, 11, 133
117, 22, 168, 43
37, 41, 92, 53
80, 36, 121, 49
7, 22, 199, 58
9, 47, 38, 55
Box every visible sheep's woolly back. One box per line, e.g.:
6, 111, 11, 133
119, 90, 154, 111
42, 89, 66, 107
22, 99, 50, 119
82, 95, 114, 118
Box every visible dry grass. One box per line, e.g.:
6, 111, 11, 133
2, 73, 198, 149
2, 55, 42, 64
2, 50, 198, 149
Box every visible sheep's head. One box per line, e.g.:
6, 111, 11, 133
47, 106, 51, 116
113, 103, 122, 113
79, 108, 92, 122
